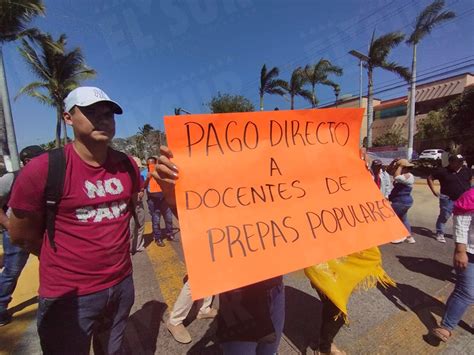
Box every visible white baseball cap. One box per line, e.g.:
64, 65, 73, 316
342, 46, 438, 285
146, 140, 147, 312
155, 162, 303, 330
64, 86, 123, 114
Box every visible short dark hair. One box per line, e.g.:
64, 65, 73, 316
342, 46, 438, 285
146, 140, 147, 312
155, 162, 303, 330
147, 156, 157, 163
19, 145, 45, 164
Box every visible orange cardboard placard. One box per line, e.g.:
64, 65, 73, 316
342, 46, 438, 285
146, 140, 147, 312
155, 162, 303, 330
164, 109, 408, 300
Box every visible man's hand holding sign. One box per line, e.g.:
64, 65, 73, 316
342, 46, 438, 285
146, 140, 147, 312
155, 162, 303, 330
156, 109, 408, 300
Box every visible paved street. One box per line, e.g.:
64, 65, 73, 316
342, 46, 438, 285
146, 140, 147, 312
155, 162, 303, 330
1, 183, 473, 354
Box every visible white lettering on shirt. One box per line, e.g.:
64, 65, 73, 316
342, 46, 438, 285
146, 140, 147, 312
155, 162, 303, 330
111, 200, 128, 218
76, 206, 97, 222
76, 177, 129, 223
93, 203, 115, 222
104, 178, 123, 195
84, 180, 106, 198
75, 199, 128, 223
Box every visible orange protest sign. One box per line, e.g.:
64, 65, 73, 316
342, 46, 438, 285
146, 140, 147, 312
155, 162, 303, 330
164, 109, 408, 300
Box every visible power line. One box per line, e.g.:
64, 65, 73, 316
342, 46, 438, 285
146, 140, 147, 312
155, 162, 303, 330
311, 64, 473, 108
237, 0, 418, 95
238, 3, 471, 102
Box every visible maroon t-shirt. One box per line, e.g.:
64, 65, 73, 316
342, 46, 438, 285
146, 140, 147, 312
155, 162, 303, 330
9, 144, 139, 298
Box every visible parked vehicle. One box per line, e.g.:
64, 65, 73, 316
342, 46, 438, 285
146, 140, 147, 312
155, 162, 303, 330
419, 149, 445, 160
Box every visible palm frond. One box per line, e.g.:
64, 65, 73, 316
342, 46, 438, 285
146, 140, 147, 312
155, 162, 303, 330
380, 61, 411, 82
260, 64, 267, 96
298, 89, 314, 103
266, 66, 279, 81
17, 31, 96, 111
266, 86, 286, 96
279, 80, 289, 92
0, 0, 45, 42
408, 0, 455, 44
18, 38, 50, 80
320, 79, 338, 88
15, 81, 47, 100
369, 31, 405, 65
260, 64, 283, 97
24, 90, 52, 106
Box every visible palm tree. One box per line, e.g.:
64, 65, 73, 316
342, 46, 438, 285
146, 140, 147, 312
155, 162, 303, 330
355, 31, 410, 147
0, 0, 45, 170
281, 67, 313, 110
139, 123, 154, 136
406, 0, 455, 159
303, 59, 342, 108
259, 64, 286, 111
17, 33, 96, 147
331, 84, 341, 107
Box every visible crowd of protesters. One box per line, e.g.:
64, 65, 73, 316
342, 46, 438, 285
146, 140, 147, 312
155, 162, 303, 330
0, 86, 472, 354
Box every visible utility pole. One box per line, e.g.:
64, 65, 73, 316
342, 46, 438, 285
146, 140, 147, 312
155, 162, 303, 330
349, 50, 369, 147
0, 47, 20, 171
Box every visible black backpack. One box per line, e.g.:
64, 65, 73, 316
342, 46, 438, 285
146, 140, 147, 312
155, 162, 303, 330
45, 148, 137, 251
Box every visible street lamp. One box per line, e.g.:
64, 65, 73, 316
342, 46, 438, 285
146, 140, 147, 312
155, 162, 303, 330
349, 50, 369, 146
348, 50, 369, 108
174, 107, 191, 115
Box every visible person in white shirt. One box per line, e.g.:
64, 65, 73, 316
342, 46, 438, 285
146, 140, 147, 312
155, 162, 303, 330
370, 159, 392, 198
432, 188, 473, 342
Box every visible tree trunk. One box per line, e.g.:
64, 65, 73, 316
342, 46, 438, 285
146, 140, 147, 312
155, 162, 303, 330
259, 95, 264, 111
311, 85, 316, 108
335, 93, 339, 108
55, 107, 62, 147
407, 44, 417, 160
366, 67, 374, 148
0, 46, 20, 171
290, 95, 294, 110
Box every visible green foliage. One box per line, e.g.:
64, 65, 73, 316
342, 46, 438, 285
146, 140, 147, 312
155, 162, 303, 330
0, 0, 45, 43
373, 127, 407, 147
367, 31, 411, 82
40, 137, 71, 150
16, 32, 96, 147
407, 0, 455, 45
281, 67, 312, 110
415, 110, 449, 140
208, 93, 255, 113
445, 87, 474, 151
139, 123, 154, 136
259, 64, 286, 110
416, 87, 474, 153
303, 58, 342, 107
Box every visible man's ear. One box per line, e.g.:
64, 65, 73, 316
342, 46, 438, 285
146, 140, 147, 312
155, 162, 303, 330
63, 111, 73, 126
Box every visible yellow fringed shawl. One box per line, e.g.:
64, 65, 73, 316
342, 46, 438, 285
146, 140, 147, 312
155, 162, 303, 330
304, 247, 395, 321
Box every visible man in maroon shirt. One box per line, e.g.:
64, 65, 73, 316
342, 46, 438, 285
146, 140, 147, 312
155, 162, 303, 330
9, 87, 139, 354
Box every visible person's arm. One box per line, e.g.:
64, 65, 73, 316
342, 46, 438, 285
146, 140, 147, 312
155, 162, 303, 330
427, 175, 439, 197
9, 209, 44, 256
142, 175, 151, 191
151, 146, 179, 216
0, 209, 9, 230
393, 165, 403, 178
0, 173, 14, 229
452, 214, 470, 271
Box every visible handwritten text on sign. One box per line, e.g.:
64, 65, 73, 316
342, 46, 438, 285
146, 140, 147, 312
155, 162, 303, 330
164, 109, 408, 300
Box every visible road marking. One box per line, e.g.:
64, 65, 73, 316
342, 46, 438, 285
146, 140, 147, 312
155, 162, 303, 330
144, 222, 187, 315
0, 255, 39, 354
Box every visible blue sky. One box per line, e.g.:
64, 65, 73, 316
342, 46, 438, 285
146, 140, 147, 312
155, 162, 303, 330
3, 0, 473, 149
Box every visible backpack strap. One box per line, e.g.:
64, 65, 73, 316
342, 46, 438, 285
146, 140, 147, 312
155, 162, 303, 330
45, 148, 66, 252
